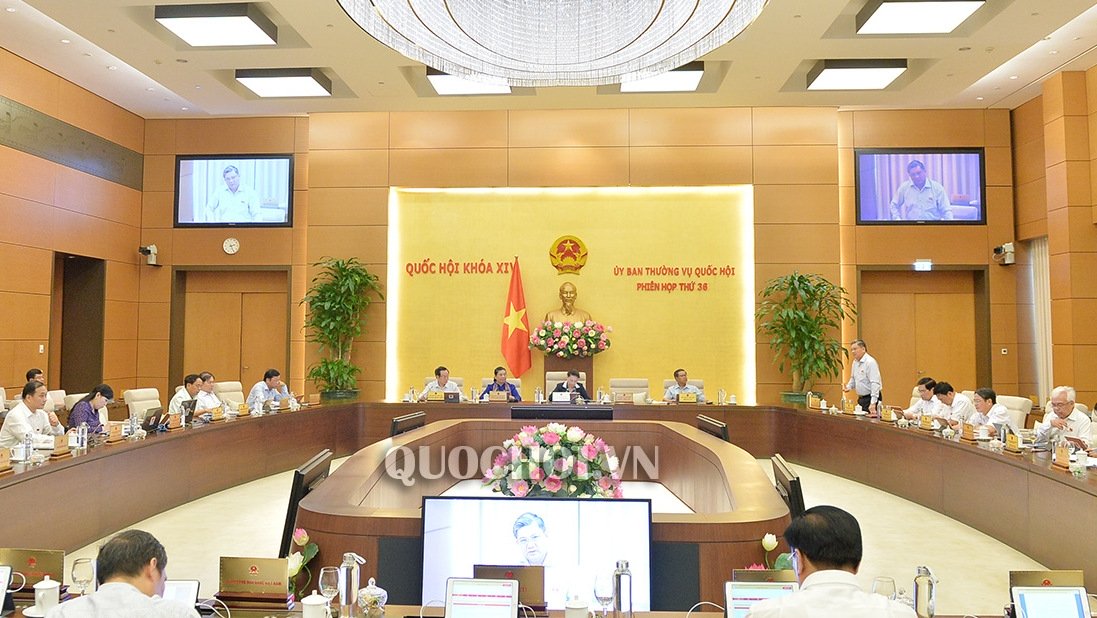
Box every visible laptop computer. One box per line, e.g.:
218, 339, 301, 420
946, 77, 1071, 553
725, 580, 799, 618
162, 579, 202, 612
141, 406, 165, 431
180, 399, 197, 423
473, 565, 545, 612
444, 392, 461, 404
1011, 586, 1088, 618
445, 578, 519, 618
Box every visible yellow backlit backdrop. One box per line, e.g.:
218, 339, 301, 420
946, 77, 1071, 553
386, 187, 756, 403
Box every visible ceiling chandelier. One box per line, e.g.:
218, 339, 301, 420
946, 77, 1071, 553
337, 0, 768, 87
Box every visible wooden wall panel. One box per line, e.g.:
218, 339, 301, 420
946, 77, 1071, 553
55, 80, 144, 153
308, 150, 389, 188
752, 108, 838, 145
629, 146, 752, 185
509, 109, 628, 147
389, 149, 508, 187
851, 110, 986, 146
628, 108, 753, 146
754, 185, 839, 224
390, 111, 507, 148
310, 112, 389, 150
173, 118, 297, 154
0, 48, 60, 116
752, 145, 838, 185
508, 147, 630, 186
309, 188, 389, 226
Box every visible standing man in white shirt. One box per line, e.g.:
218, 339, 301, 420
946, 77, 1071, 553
747, 505, 915, 618
931, 382, 975, 429
1035, 385, 1092, 449
194, 371, 223, 412
843, 340, 882, 414
167, 374, 202, 416
663, 368, 706, 403
0, 381, 64, 448
46, 529, 199, 618
246, 368, 292, 407
902, 377, 940, 420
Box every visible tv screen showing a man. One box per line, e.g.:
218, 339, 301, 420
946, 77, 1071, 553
856, 150, 984, 225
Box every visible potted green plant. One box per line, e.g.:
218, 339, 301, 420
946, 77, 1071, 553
755, 272, 856, 406
302, 257, 384, 400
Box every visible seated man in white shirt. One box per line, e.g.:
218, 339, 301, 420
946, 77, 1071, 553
24, 367, 55, 412
931, 382, 974, 429
46, 529, 199, 618
0, 381, 65, 449
1035, 385, 1092, 449
193, 371, 223, 412
663, 368, 705, 403
418, 365, 462, 401
167, 374, 202, 416
970, 388, 1020, 437
246, 368, 292, 407
902, 377, 940, 420
747, 505, 915, 618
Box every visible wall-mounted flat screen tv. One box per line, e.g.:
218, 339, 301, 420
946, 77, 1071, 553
855, 148, 985, 225
174, 154, 293, 227
421, 496, 652, 610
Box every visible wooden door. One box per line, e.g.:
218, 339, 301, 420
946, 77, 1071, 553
860, 271, 977, 405
239, 292, 288, 383
182, 271, 288, 383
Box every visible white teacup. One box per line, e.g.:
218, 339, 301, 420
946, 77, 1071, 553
34, 575, 60, 611
10, 444, 27, 461
564, 605, 597, 618
300, 590, 332, 618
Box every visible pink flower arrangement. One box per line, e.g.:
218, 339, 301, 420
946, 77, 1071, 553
482, 423, 623, 498
529, 319, 613, 359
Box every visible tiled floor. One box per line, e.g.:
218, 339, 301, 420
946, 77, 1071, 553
64, 458, 1041, 615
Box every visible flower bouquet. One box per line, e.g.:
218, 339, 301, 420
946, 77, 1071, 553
529, 320, 612, 359
287, 527, 319, 600
482, 423, 622, 498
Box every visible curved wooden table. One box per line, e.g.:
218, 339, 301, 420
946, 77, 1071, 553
296, 418, 790, 607
2, 401, 1094, 604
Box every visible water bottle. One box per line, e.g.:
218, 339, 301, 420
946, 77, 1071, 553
470, 386, 479, 403
534, 387, 543, 403
78, 422, 88, 449
407, 386, 416, 402
338, 552, 365, 616
717, 389, 727, 405
612, 560, 633, 618
597, 386, 605, 403
23, 431, 34, 460
913, 565, 936, 618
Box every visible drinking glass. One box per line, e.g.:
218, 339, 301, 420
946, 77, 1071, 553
318, 567, 339, 606
592, 573, 615, 618
71, 558, 94, 595
872, 576, 897, 600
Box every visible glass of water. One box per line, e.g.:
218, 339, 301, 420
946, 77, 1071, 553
593, 573, 615, 618
318, 566, 339, 607
71, 558, 94, 595
872, 576, 897, 600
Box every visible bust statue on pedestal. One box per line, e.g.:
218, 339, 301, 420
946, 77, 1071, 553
544, 281, 591, 324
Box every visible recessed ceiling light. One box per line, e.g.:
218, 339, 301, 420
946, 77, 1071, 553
181, 107, 189, 111
976, 96, 984, 100
60, 39, 70, 44
857, 0, 985, 34
5, 7, 16, 12
155, 3, 277, 47
107, 65, 118, 71
620, 62, 705, 93
1050, 50, 1059, 55
146, 87, 155, 92
235, 68, 333, 97
425, 68, 511, 96
1009, 75, 1018, 79
806, 59, 907, 90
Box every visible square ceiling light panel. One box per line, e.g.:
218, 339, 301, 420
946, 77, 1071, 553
620, 62, 705, 92
426, 68, 511, 95
235, 68, 332, 97
155, 3, 277, 46
807, 59, 907, 90
856, 0, 985, 35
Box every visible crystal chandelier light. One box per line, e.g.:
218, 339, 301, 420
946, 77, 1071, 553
337, 0, 768, 87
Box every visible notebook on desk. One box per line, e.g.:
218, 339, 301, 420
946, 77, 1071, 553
1010, 586, 1089, 618
725, 580, 798, 618
444, 578, 519, 618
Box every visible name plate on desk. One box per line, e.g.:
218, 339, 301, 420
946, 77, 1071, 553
488, 391, 508, 402
210, 408, 225, 422
50, 435, 70, 459
807, 393, 821, 409
961, 423, 975, 443
881, 408, 896, 422
0, 549, 63, 586
106, 422, 123, 443
918, 415, 934, 431
167, 412, 182, 430
843, 399, 855, 414
677, 392, 698, 404
219, 557, 289, 596
1005, 432, 1021, 453
551, 391, 576, 403
237, 403, 250, 416
614, 392, 632, 403
426, 391, 445, 402
0, 449, 10, 473
1053, 443, 1072, 470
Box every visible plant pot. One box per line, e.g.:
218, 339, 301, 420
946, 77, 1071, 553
320, 389, 359, 402
780, 391, 809, 408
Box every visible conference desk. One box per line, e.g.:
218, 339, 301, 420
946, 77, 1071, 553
2, 401, 1095, 597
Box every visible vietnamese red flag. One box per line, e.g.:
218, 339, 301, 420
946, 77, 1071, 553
500, 257, 532, 377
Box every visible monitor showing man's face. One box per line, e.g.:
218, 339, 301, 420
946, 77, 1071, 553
515, 522, 548, 565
